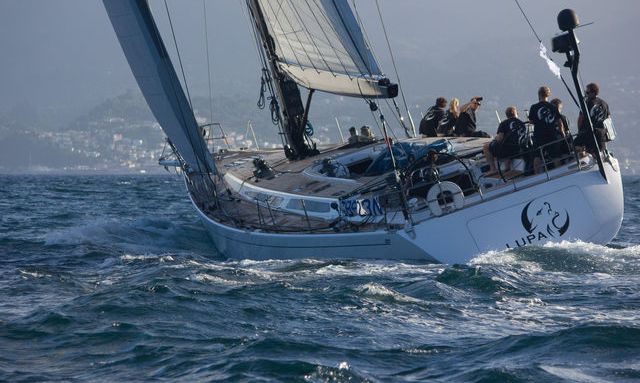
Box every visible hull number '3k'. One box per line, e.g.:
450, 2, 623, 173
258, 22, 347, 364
341, 197, 384, 217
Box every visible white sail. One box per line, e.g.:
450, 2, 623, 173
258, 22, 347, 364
256, 0, 396, 98
103, 0, 215, 173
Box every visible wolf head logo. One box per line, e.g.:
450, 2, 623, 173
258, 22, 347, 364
537, 106, 556, 126
590, 103, 607, 123
521, 200, 570, 238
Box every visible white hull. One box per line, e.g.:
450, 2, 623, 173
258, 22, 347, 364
190, 159, 623, 264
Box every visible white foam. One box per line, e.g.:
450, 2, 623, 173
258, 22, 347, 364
120, 254, 176, 263
470, 250, 542, 272
540, 365, 608, 383
193, 273, 245, 285
544, 240, 640, 258
237, 259, 292, 268
356, 282, 421, 303
120, 254, 156, 261
18, 269, 50, 278
185, 259, 278, 282
315, 261, 438, 278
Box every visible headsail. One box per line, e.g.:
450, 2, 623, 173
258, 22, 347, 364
256, 0, 397, 98
103, 0, 215, 174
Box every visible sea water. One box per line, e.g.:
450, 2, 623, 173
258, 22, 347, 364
1, 175, 639, 382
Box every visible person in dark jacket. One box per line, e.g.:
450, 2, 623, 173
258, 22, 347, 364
454, 97, 490, 137
483, 106, 527, 173
551, 98, 572, 157
574, 82, 610, 154
528, 86, 562, 173
419, 97, 447, 137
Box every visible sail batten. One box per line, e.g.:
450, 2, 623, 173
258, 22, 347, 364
103, 0, 215, 173
256, 0, 396, 98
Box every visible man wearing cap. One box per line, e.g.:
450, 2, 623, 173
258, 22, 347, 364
454, 97, 489, 137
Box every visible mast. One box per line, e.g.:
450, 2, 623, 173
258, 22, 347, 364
246, 0, 398, 160
247, 0, 316, 160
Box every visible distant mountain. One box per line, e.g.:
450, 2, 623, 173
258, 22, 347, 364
69, 89, 154, 130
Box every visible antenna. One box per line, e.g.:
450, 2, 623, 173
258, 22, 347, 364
552, 9, 607, 181
335, 117, 345, 143
246, 120, 260, 150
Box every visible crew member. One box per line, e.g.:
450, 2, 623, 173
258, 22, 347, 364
551, 98, 571, 156
528, 86, 562, 173
419, 97, 447, 137
438, 98, 459, 136
574, 82, 610, 154
454, 96, 490, 137
483, 106, 526, 173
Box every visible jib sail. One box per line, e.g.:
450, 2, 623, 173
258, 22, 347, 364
103, 0, 216, 174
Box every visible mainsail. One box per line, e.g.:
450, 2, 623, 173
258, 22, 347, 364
103, 0, 215, 173
255, 0, 397, 98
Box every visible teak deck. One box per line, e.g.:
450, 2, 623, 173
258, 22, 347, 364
215, 136, 489, 200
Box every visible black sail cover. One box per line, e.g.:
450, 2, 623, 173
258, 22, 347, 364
103, 0, 216, 173
256, 0, 397, 98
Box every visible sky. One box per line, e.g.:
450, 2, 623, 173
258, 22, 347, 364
0, 0, 638, 122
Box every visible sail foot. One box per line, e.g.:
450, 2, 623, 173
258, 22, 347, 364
280, 64, 398, 98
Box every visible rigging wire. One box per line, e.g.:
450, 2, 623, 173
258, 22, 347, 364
309, 0, 353, 78
203, 0, 215, 124
147, 0, 206, 175
349, 0, 379, 80
262, 0, 305, 70
332, 0, 373, 77
163, 0, 193, 110
366, 99, 410, 162
373, 0, 415, 138
283, 0, 322, 73
513, 0, 580, 108
514, 0, 542, 42
301, 0, 338, 76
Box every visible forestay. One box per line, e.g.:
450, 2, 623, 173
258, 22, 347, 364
103, 0, 216, 174
256, 0, 396, 98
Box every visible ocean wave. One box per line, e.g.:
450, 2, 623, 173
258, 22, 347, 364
470, 241, 640, 275
435, 264, 521, 295
43, 217, 216, 256
470, 250, 543, 272
397, 324, 640, 381
539, 365, 612, 383
18, 269, 52, 279
120, 254, 175, 263
356, 282, 423, 304
192, 273, 247, 286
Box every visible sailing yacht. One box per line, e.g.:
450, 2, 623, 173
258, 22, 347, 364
102, 1, 623, 264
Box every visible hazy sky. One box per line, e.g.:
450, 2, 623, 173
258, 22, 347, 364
1, 0, 638, 120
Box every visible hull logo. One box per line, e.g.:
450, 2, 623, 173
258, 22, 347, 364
506, 200, 570, 248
